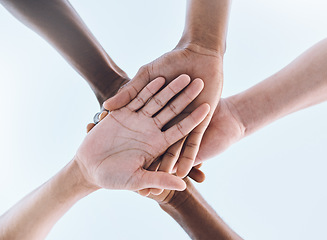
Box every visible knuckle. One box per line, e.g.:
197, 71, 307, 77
136, 96, 145, 104
136, 65, 151, 84
167, 84, 177, 95
145, 85, 154, 95
165, 151, 176, 158
130, 85, 138, 95
168, 103, 178, 115
163, 132, 170, 145
176, 123, 184, 135
126, 88, 134, 102
141, 109, 152, 117
153, 96, 164, 107
190, 130, 203, 137
139, 65, 148, 75
185, 142, 198, 149
153, 117, 162, 129
182, 155, 194, 162
183, 91, 193, 101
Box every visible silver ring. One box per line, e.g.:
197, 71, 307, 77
93, 109, 110, 124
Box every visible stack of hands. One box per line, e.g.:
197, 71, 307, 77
80, 74, 210, 193
1, 0, 327, 239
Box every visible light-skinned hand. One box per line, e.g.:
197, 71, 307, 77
76, 74, 210, 191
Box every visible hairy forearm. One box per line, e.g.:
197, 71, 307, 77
231, 38, 327, 136
0, 160, 96, 240
0, 0, 127, 103
159, 180, 242, 240
178, 0, 232, 54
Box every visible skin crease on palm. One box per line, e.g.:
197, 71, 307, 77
76, 74, 210, 191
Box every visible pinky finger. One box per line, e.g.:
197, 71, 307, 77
138, 170, 186, 191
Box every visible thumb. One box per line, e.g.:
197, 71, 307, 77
103, 84, 135, 111
138, 170, 186, 191
103, 66, 151, 111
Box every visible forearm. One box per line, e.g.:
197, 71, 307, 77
0, 0, 127, 103
159, 180, 242, 240
231, 38, 327, 136
0, 160, 96, 240
178, 0, 231, 54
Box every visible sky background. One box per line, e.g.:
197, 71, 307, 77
1, 0, 327, 239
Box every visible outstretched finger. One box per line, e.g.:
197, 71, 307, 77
153, 78, 204, 128
175, 117, 210, 178
126, 77, 165, 112
164, 103, 210, 146
138, 159, 161, 196
137, 170, 186, 191
140, 74, 190, 117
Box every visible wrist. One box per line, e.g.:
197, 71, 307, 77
87, 53, 129, 104
92, 71, 129, 105
177, 0, 231, 56
176, 35, 226, 58
159, 178, 194, 211
55, 159, 99, 203
228, 93, 255, 138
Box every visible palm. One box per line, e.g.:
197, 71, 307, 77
196, 98, 244, 163
76, 75, 210, 191
79, 109, 165, 189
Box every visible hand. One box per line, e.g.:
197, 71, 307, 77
104, 43, 223, 178
76, 74, 210, 191
145, 164, 204, 204
146, 177, 193, 205
88, 111, 206, 197
196, 98, 245, 163
138, 98, 241, 196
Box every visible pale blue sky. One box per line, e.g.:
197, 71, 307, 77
1, 0, 327, 239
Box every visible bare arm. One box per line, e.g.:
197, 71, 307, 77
178, 0, 231, 53
0, 161, 96, 240
0, 0, 128, 104
231, 38, 327, 136
150, 178, 242, 240
196, 38, 327, 162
